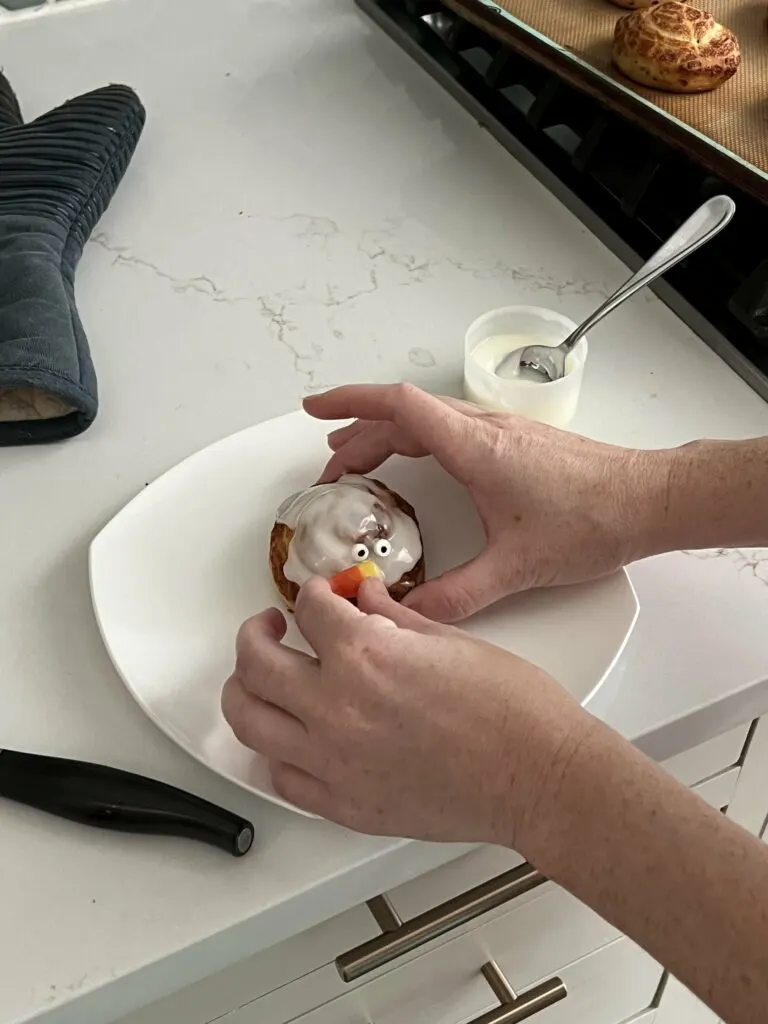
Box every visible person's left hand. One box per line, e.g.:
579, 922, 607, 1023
221, 577, 591, 847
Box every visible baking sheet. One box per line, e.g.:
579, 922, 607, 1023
441, 0, 768, 180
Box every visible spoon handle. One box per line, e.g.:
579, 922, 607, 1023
561, 195, 736, 354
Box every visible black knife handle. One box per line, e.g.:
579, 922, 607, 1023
0, 750, 254, 857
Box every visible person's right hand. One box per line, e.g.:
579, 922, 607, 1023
221, 576, 591, 847
304, 384, 673, 622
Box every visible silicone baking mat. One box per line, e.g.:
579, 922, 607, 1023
441, 0, 768, 181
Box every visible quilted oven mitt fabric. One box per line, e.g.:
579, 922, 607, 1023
0, 72, 145, 445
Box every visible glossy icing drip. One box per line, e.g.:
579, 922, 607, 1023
276, 475, 422, 587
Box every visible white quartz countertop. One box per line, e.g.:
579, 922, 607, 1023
2, 1, 768, 1022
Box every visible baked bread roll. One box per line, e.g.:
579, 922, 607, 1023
612, 2, 740, 93
270, 475, 425, 610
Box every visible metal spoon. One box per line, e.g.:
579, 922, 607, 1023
496, 195, 736, 383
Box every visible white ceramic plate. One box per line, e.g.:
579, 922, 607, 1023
89, 411, 638, 817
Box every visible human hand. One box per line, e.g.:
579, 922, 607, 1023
221, 577, 591, 847
304, 384, 672, 622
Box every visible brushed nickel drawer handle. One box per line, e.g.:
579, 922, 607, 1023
367, 962, 566, 1024
336, 862, 546, 982
471, 961, 566, 1024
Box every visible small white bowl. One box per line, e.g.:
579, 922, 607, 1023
463, 305, 588, 428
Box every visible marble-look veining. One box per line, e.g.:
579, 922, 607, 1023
95, 210, 666, 414
91, 234, 248, 305
683, 547, 768, 583
90, 212, 622, 396
2, 1, 768, 1023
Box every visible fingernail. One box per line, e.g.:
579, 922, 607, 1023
356, 576, 383, 602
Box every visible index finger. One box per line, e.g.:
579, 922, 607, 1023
303, 383, 462, 444
305, 384, 479, 423
294, 576, 364, 658
304, 383, 411, 423
306, 384, 478, 481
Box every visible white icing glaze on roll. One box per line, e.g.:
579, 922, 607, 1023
276, 475, 422, 587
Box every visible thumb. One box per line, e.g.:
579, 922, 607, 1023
403, 549, 509, 623
356, 578, 446, 635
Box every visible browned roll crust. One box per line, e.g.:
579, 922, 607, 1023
269, 478, 425, 611
612, 2, 740, 93
269, 520, 302, 610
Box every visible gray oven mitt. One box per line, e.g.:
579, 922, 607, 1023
0, 72, 145, 445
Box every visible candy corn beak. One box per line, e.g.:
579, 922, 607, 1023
329, 560, 383, 599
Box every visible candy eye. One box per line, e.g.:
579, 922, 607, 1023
374, 539, 392, 558
352, 543, 370, 563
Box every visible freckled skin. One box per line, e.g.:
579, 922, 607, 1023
224, 384, 768, 1022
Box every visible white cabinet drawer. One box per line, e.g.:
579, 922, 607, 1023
120, 742, 743, 1024
723, 715, 768, 836
118, 906, 378, 1024
246, 881, 622, 1024
662, 724, 749, 788
691, 764, 740, 812
249, 937, 662, 1024
655, 976, 717, 1024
